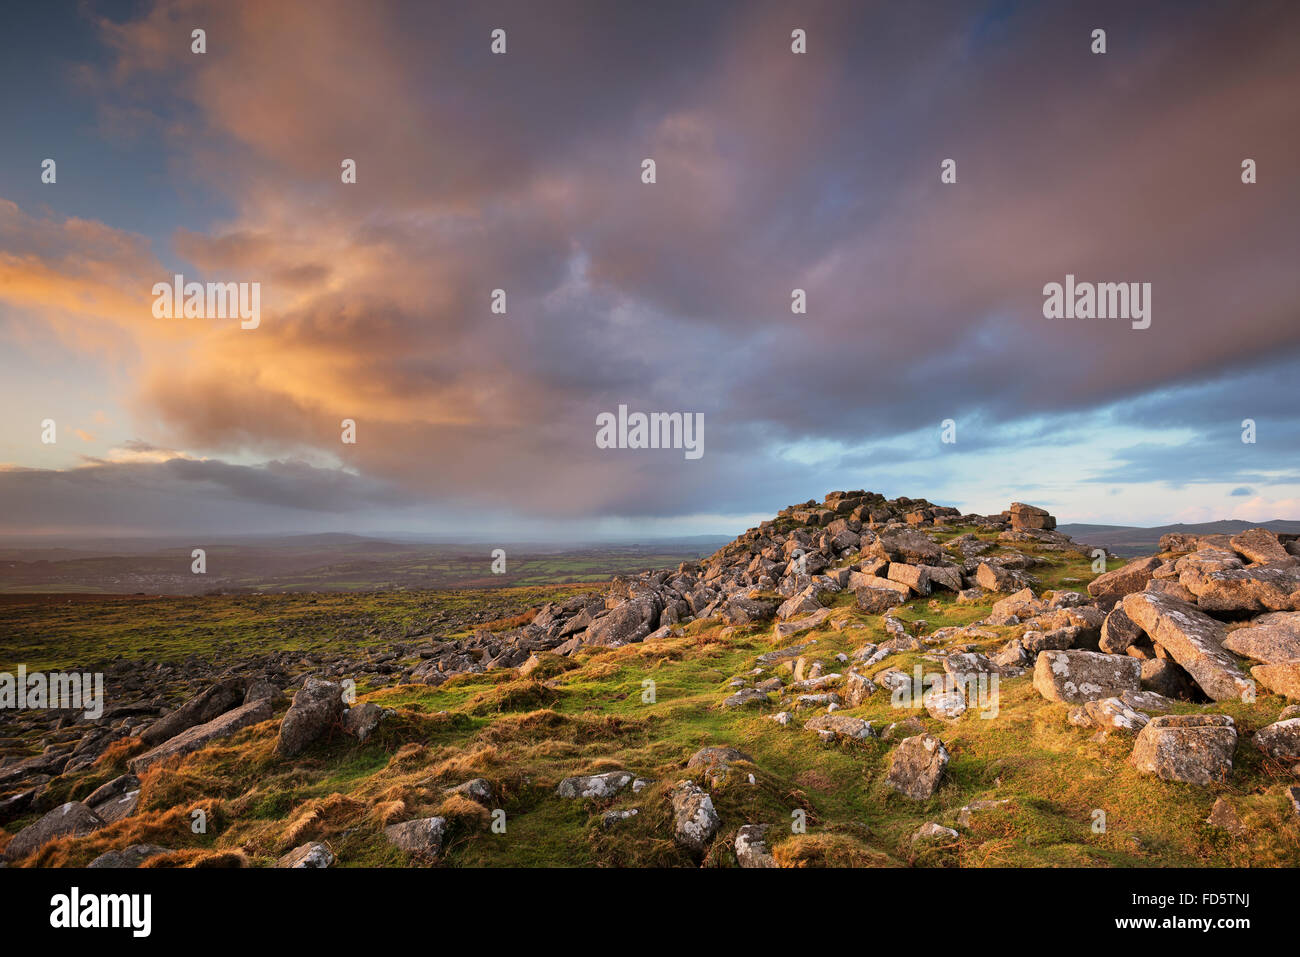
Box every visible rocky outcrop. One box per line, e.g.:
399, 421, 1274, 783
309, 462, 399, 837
1032, 650, 1141, 704
20, 487, 1300, 870
1121, 592, 1253, 702
1251, 662, 1300, 699
1009, 503, 1056, 531
1253, 717, 1300, 762
1088, 556, 1162, 606
139, 678, 248, 747
130, 697, 274, 775
1222, 612, 1300, 664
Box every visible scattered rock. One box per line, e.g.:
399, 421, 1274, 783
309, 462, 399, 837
886, 733, 949, 800
855, 585, 909, 614
844, 670, 877, 706
670, 780, 721, 857
1099, 606, 1145, 654
277, 842, 336, 868
1087, 556, 1162, 606
735, 824, 777, 868
341, 701, 391, 742
84, 773, 141, 825
1205, 797, 1245, 837
276, 678, 346, 758
1229, 528, 1290, 565
773, 608, 832, 640
87, 844, 171, 869
976, 562, 1022, 594
244, 678, 285, 708
1187, 562, 1300, 614
383, 816, 447, 863
723, 688, 770, 709
555, 771, 634, 800
130, 697, 274, 775
867, 527, 944, 565
924, 684, 967, 721
1131, 714, 1237, 785
1077, 696, 1149, 733
601, 808, 638, 829
1009, 502, 1055, 531
911, 821, 959, 842
3, 801, 105, 862
447, 778, 494, 806
956, 799, 1010, 827
804, 713, 874, 741
139, 678, 248, 747
687, 747, 753, 785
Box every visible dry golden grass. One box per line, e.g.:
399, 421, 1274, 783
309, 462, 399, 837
435, 793, 490, 830
772, 833, 896, 868
281, 793, 366, 848
142, 848, 250, 868
368, 800, 408, 827
480, 608, 540, 631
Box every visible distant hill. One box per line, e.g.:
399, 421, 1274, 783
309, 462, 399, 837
1058, 519, 1300, 557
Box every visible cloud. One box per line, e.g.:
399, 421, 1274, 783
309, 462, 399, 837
0, 457, 418, 535
0, 0, 1297, 531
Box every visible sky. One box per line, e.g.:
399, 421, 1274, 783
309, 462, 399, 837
0, 0, 1297, 541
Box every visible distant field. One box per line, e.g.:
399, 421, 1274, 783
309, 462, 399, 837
0, 584, 595, 673
0, 538, 728, 595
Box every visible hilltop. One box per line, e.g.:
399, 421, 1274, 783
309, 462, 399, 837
1, 490, 1298, 868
